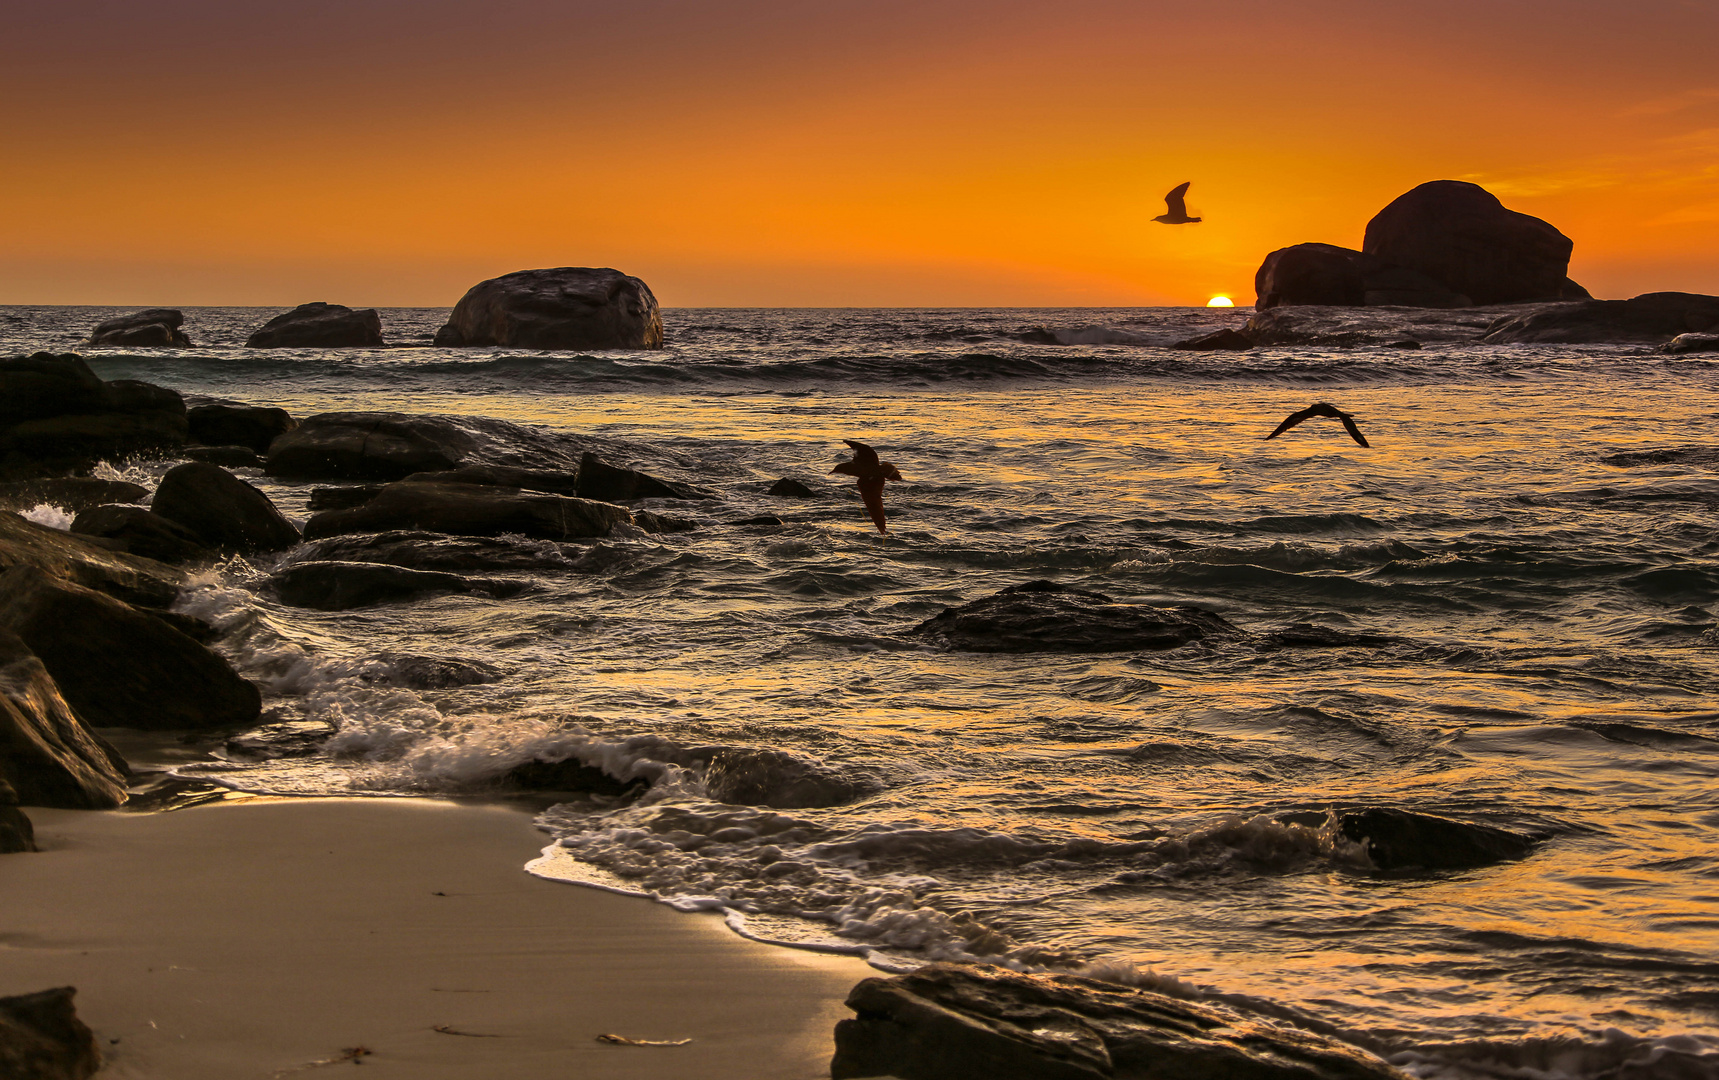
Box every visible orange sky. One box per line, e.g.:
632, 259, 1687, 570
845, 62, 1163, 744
3, 0, 1715, 307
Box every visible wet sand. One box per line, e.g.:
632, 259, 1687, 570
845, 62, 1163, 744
0, 798, 871, 1079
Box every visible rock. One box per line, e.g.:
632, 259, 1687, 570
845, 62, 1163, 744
1360, 264, 1472, 309
0, 563, 261, 731
433, 266, 663, 350
767, 478, 822, 498
1362, 180, 1574, 306
264, 411, 587, 482
697, 747, 878, 809
633, 509, 697, 533
69, 505, 213, 565
186, 404, 297, 453
0, 354, 109, 423
0, 354, 187, 473
910, 580, 1238, 654
831, 963, 1408, 1080
405, 464, 582, 497
0, 478, 148, 513
181, 444, 263, 468
224, 720, 335, 760
269, 560, 528, 610
245, 302, 384, 348
1172, 327, 1254, 350
302, 480, 631, 541
0, 805, 34, 853
1242, 304, 1530, 347
576, 452, 709, 501
504, 755, 647, 798
1600, 446, 1719, 469
1479, 292, 1719, 345
307, 485, 385, 510
0, 629, 129, 809
727, 514, 784, 527
0, 987, 102, 1080
1263, 623, 1398, 649
1336, 808, 1538, 871
1663, 332, 1719, 354
1254, 243, 1367, 309
293, 530, 580, 573
149, 462, 301, 553
360, 653, 502, 689
89, 308, 190, 347
0, 511, 187, 608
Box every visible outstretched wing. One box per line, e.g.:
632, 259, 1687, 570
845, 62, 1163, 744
1164, 181, 1191, 217
1338, 414, 1371, 448
1264, 406, 1316, 440
843, 439, 880, 467
857, 476, 888, 534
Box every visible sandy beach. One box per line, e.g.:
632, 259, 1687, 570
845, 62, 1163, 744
0, 798, 872, 1080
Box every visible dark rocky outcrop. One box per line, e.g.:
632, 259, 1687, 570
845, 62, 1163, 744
0, 478, 147, 513
0, 563, 260, 732
149, 463, 301, 553
89, 308, 190, 347
0, 987, 102, 1080
1254, 243, 1368, 309
302, 480, 631, 541
1336, 808, 1539, 871
308, 485, 386, 511
831, 963, 1408, 1080
1360, 264, 1473, 309
360, 653, 502, 689
406, 464, 582, 497
292, 530, 581, 573
1172, 327, 1255, 351
911, 580, 1238, 654
270, 560, 528, 610
767, 478, 822, 498
698, 746, 878, 809
633, 509, 697, 533
433, 266, 663, 350
187, 404, 296, 453
69, 505, 213, 565
0, 803, 34, 853
0, 629, 129, 809
181, 444, 263, 468
264, 412, 586, 482
1663, 331, 1719, 354
0, 511, 186, 608
1480, 292, 1719, 345
575, 452, 709, 501
245, 302, 384, 348
0, 354, 188, 474
1363, 181, 1576, 306
504, 755, 648, 798
1242, 304, 1529, 348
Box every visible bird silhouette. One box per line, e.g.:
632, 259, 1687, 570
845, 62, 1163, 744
1264, 403, 1371, 447
1153, 182, 1202, 225
830, 439, 904, 534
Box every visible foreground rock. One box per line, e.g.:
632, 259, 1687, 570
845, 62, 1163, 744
245, 302, 384, 348
1479, 291, 1719, 345
270, 560, 528, 610
1363, 181, 1579, 306
187, 403, 296, 453
0, 630, 128, 809
0, 563, 260, 731
0, 511, 186, 607
576, 452, 709, 501
405, 464, 582, 496
150, 462, 301, 553
912, 581, 1238, 653
435, 266, 663, 349
68, 505, 211, 565
0, 478, 147, 513
89, 308, 190, 347
1336, 807, 1538, 870
832, 963, 1408, 1080
302, 480, 631, 541
0, 987, 102, 1080
0, 353, 187, 475
293, 530, 583, 572
1663, 332, 1719, 354
265, 412, 587, 481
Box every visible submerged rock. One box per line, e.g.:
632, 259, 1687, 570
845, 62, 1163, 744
633, 509, 697, 533
245, 302, 384, 348
0, 511, 187, 608
360, 652, 502, 689
223, 720, 335, 760
69, 505, 212, 566
831, 963, 1409, 1080
405, 464, 582, 497
1663, 332, 1719, 354
911, 580, 1238, 654
265, 411, 587, 481
1479, 292, 1719, 345
433, 266, 663, 350
1362, 180, 1576, 306
1172, 327, 1254, 351
0, 629, 129, 809
1337, 807, 1539, 871
698, 746, 879, 809
149, 462, 301, 553
187, 403, 296, 453
292, 530, 579, 573
767, 478, 822, 498
504, 755, 647, 798
270, 560, 528, 610
0, 478, 147, 513
0, 986, 102, 1080
576, 452, 710, 501
89, 308, 190, 347
301, 480, 632, 541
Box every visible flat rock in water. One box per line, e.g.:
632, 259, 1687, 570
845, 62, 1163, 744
831, 963, 1409, 1080
224, 720, 336, 760
910, 580, 1239, 653
1479, 292, 1719, 345
576, 452, 709, 501
360, 652, 502, 689
301, 480, 631, 541
265, 411, 587, 481
766, 478, 822, 498
150, 462, 301, 553
0, 478, 148, 513
1662, 331, 1719, 354
0, 563, 260, 732
89, 308, 190, 347
245, 302, 384, 348
504, 755, 646, 798
0, 511, 186, 608
1337, 807, 1539, 871
405, 464, 582, 497
0, 629, 128, 809
186, 403, 296, 453
270, 559, 528, 610
0, 805, 34, 853
69, 505, 213, 565
633, 509, 697, 533
0, 986, 102, 1080
292, 530, 579, 573
433, 266, 663, 350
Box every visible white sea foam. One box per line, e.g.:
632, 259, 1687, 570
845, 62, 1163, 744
21, 503, 73, 530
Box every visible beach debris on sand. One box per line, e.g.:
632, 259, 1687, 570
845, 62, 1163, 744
595, 1033, 693, 1047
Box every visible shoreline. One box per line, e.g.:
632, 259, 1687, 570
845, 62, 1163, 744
0, 797, 872, 1080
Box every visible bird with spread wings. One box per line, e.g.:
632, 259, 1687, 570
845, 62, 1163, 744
830, 439, 904, 534
1153, 182, 1202, 225
1263, 403, 1371, 447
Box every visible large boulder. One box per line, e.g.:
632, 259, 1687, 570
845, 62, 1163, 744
433, 267, 663, 349
910, 580, 1238, 653
1254, 243, 1367, 309
149, 462, 301, 553
1360, 264, 1472, 309
0, 478, 147, 513
269, 560, 528, 610
0, 354, 187, 474
0, 511, 186, 608
0, 563, 260, 732
264, 411, 587, 482
69, 505, 212, 565
0, 987, 102, 1080
89, 308, 190, 347
245, 302, 384, 348
186, 403, 296, 453
1362, 180, 1575, 306
1479, 291, 1719, 345
832, 963, 1408, 1080
301, 480, 632, 541
0, 629, 129, 809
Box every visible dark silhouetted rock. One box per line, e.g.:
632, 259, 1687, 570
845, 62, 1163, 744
406, 464, 582, 497
633, 509, 697, 533
1242, 304, 1528, 347
302, 480, 632, 541
767, 478, 822, 498
0, 804, 33, 853
265, 411, 587, 482
0, 511, 186, 608
245, 302, 384, 348
293, 530, 580, 573
434, 266, 663, 350
181, 444, 262, 468
0, 629, 128, 809
576, 452, 708, 501
1337, 808, 1538, 871
1361, 264, 1471, 308
1363, 181, 1573, 306
360, 652, 502, 689
270, 559, 527, 610
698, 747, 878, 809
0, 354, 187, 473
911, 580, 1238, 654
0, 478, 147, 513
224, 720, 335, 760
727, 514, 784, 527
0, 986, 102, 1080
150, 462, 301, 553
69, 505, 212, 565
1254, 243, 1367, 309
0, 354, 109, 423
1663, 332, 1719, 354
0, 563, 260, 732
831, 963, 1409, 1080
504, 755, 646, 798
1479, 291, 1719, 345
90, 308, 190, 347
1264, 623, 1399, 649
1601, 446, 1719, 469
1172, 327, 1254, 350
308, 485, 385, 510
187, 404, 296, 453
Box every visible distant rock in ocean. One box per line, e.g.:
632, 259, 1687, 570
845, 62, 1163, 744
1480, 291, 1719, 345
433, 267, 663, 350
245, 302, 385, 348
88, 308, 191, 347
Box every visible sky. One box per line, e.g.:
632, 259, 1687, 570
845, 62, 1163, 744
3, 0, 1716, 307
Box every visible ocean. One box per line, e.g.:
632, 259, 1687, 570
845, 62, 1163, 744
5, 304, 1719, 1078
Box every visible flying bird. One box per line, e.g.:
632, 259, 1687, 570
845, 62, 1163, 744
830, 439, 904, 534
1153, 182, 1202, 225
1264, 403, 1371, 447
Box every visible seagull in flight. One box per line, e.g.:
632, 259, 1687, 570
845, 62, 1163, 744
1264, 403, 1371, 447
1153, 182, 1202, 225
830, 439, 904, 534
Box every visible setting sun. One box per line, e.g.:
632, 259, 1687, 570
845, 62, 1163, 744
1206, 295, 1234, 307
